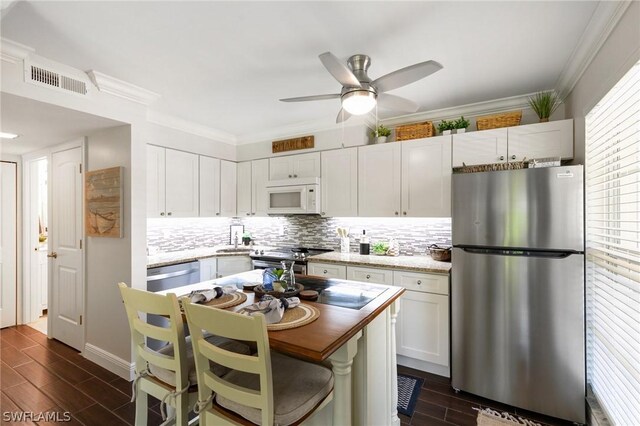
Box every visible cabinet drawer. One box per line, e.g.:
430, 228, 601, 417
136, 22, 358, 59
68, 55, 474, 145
347, 266, 393, 285
393, 271, 449, 295
307, 262, 346, 279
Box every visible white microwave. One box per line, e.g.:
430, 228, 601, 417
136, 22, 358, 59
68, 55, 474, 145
265, 177, 321, 215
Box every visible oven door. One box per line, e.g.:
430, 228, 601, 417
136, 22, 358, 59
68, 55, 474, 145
252, 259, 307, 275
266, 185, 308, 214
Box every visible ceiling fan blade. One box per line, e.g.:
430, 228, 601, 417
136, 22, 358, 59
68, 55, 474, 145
319, 52, 362, 88
372, 60, 443, 93
280, 94, 341, 102
377, 93, 419, 113
336, 108, 352, 123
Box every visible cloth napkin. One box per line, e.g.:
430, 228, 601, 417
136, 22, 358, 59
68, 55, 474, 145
187, 285, 237, 304
240, 296, 300, 324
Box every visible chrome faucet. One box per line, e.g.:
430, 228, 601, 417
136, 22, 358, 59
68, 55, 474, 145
234, 232, 239, 249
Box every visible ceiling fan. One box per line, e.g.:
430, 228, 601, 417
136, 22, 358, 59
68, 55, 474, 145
280, 52, 443, 123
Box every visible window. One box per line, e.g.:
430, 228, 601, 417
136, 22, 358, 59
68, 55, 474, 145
585, 60, 639, 425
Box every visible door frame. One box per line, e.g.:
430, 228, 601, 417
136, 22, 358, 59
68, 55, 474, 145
1, 160, 18, 328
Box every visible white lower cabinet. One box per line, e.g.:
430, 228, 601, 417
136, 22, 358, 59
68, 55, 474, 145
307, 262, 347, 279
217, 256, 252, 278
199, 258, 218, 281
347, 266, 393, 285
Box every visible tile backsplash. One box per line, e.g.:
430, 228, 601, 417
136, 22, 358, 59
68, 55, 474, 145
148, 216, 451, 256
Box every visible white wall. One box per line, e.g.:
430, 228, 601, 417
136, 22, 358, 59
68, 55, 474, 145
84, 125, 133, 364
564, 1, 640, 164
146, 122, 237, 161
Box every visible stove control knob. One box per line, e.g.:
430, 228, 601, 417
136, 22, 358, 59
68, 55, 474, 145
293, 253, 300, 259
300, 253, 306, 259
254, 250, 259, 255
260, 250, 264, 255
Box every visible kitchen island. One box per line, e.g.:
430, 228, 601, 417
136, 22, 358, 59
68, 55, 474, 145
158, 269, 405, 426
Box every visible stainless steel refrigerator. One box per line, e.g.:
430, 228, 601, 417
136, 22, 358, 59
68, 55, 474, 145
451, 166, 585, 423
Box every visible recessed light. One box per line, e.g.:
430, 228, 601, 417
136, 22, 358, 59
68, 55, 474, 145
0, 132, 19, 139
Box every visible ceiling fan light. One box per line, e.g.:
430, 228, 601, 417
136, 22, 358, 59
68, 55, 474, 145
342, 91, 376, 115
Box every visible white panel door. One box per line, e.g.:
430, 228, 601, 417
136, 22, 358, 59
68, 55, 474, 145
396, 290, 449, 366
165, 149, 199, 217
199, 156, 221, 217
236, 161, 252, 217
452, 128, 508, 167
50, 146, 84, 350
220, 160, 237, 217
402, 136, 452, 217
291, 152, 321, 178
0, 162, 17, 328
508, 118, 574, 161
251, 159, 269, 216
321, 148, 358, 217
269, 156, 292, 180
146, 145, 166, 217
358, 144, 401, 217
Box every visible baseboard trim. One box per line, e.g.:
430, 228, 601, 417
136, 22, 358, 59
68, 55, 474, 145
83, 343, 135, 381
397, 355, 450, 378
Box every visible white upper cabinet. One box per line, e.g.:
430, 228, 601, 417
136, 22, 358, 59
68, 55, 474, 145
165, 149, 199, 218
251, 159, 269, 216
199, 156, 221, 217
452, 128, 508, 167
507, 118, 573, 161
236, 161, 252, 217
147, 145, 166, 218
220, 160, 237, 217
452, 119, 574, 167
321, 148, 358, 217
269, 152, 320, 180
358, 143, 402, 217
401, 136, 452, 217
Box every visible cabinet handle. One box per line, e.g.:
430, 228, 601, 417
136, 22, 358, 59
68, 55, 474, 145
395, 211, 399, 215
288, 174, 292, 178
366, 274, 371, 279
167, 212, 172, 216
160, 212, 165, 216
499, 156, 505, 161
511, 155, 517, 160
324, 270, 328, 274
417, 280, 422, 285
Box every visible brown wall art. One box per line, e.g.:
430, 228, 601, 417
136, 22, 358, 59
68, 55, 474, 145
85, 166, 123, 238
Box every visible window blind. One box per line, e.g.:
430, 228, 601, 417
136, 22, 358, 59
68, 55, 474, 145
585, 60, 640, 425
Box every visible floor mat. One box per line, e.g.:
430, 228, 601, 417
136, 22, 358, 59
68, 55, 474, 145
397, 373, 424, 417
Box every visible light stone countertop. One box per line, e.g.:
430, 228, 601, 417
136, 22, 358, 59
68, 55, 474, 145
147, 245, 275, 269
307, 252, 451, 274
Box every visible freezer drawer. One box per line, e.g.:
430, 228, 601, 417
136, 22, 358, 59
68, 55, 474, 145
451, 248, 585, 423
452, 166, 584, 251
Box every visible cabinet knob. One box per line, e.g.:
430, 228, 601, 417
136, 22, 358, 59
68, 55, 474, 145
511, 155, 517, 160
251, 212, 255, 215
324, 270, 328, 274
293, 174, 298, 178
216, 212, 220, 216
288, 174, 292, 178
403, 211, 407, 216
366, 274, 371, 279
395, 211, 399, 215
322, 212, 326, 215
417, 280, 422, 285
246, 212, 250, 216
167, 212, 172, 216
160, 212, 165, 216
499, 156, 505, 161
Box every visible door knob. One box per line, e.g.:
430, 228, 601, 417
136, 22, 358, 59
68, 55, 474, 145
47, 252, 58, 259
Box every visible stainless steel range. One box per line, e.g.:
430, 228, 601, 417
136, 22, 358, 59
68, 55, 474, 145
250, 247, 333, 274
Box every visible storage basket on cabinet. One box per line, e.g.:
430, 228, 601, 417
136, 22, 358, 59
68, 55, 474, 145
475, 111, 522, 130
395, 121, 435, 141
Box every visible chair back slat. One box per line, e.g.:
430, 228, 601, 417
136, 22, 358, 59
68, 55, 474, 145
133, 317, 176, 343
136, 345, 177, 371
198, 339, 262, 374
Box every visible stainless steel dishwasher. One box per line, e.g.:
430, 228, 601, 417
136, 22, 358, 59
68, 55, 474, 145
146, 261, 200, 349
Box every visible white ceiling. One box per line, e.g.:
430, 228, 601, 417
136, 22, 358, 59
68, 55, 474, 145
1, 1, 600, 143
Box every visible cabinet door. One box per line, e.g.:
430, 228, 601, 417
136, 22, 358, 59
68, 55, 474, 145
307, 262, 347, 279
165, 149, 199, 218
217, 256, 252, 278
236, 161, 252, 217
291, 152, 321, 178
396, 290, 449, 366
358, 144, 401, 217
401, 136, 452, 217
508, 119, 573, 161
321, 148, 358, 217
220, 160, 237, 217
347, 266, 393, 285
199, 156, 221, 217
269, 156, 292, 180
251, 159, 269, 216
452, 128, 508, 167
146, 145, 166, 217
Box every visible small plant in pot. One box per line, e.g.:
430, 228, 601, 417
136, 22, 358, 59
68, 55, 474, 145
437, 119, 456, 135
371, 124, 391, 143
528, 91, 560, 122
242, 231, 251, 246
453, 116, 470, 133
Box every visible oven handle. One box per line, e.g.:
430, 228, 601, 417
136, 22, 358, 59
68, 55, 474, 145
252, 260, 306, 274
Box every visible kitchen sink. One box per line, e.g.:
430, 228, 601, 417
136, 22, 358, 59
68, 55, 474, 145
216, 247, 252, 253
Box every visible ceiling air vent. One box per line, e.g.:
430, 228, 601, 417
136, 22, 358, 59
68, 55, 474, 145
29, 65, 87, 95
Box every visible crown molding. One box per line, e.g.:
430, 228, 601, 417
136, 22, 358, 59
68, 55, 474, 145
554, 1, 632, 100
87, 70, 161, 105
146, 110, 238, 145
0, 38, 34, 63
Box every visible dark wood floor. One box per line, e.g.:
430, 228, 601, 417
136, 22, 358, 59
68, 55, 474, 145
2, 325, 576, 425
397, 365, 575, 426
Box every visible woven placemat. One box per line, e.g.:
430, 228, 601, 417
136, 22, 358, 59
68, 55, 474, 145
267, 304, 320, 331
180, 292, 247, 310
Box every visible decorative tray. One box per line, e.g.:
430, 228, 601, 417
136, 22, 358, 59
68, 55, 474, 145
254, 283, 303, 299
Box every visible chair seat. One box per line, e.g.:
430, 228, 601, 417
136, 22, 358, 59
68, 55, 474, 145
149, 335, 251, 387
216, 351, 334, 425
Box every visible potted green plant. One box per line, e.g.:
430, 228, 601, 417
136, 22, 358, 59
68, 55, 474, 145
437, 119, 456, 135
242, 231, 251, 246
453, 116, 470, 133
528, 91, 560, 122
370, 124, 392, 143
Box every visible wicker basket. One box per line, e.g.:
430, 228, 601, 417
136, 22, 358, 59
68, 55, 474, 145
254, 283, 303, 299
452, 158, 528, 174
395, 121, 435, 141
476, 111, 522, 131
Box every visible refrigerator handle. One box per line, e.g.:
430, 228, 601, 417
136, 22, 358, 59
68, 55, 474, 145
459, 247, 581, 258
